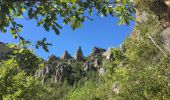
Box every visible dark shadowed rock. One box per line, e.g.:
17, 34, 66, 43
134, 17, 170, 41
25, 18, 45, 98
74, 46, 84, 61
60, 50, 72, 60
91, 47, 106, 56
47, 55, 59, 61
94, 59, 101, 67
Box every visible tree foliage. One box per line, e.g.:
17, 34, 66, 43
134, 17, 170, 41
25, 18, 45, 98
0, 58, 45, 99
0, 0, 134, 51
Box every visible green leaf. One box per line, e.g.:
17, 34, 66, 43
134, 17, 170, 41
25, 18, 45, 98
52, 25, 60, 35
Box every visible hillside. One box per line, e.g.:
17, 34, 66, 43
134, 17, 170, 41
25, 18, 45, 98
1, 0, 170, 100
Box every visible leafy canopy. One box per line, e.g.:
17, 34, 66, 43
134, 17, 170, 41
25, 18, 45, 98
0, 58, 44, 99
0, 0, 134, 51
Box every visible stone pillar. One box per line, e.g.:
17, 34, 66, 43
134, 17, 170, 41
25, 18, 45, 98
60, 50, 72, 60
74, 46, 84, 61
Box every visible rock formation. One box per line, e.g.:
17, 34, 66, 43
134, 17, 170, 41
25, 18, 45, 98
132, 0, 170, 55
47, 55, 59, 61
91, 47, 106, 56
52, 63, 72, 84
0, 42, 117, 85
102, 48, 113, 60
60, 50, 72, 60
99, 67, 105, 76
83, 60, 97, 71
74, 46, 84, 61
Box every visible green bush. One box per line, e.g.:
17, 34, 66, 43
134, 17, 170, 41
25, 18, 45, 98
0, 58, 45, 99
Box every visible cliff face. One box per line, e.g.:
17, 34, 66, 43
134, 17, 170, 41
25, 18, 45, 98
133, 0, 170, 28
132, 0, 170, 54
0, 42, 114, 85
36, 47, 113, 85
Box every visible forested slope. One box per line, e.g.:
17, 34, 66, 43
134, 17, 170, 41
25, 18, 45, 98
1, 0, 170, 100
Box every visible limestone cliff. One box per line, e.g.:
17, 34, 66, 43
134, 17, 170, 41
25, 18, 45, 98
36, 47, 113, 84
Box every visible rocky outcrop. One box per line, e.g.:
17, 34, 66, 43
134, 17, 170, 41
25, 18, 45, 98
133, 0, 170, 28
112, 82, 120, 94
83, 60, 97, 71
52, 63, 72, 84
132, 0, 170, 55
102, 48, 113, 60
0, 42, 113, 85
91, 47, 106, 56
47, 55, 59, 61
60, 50, 72, 60
99, 67, 105, 76
36, 62, 72, 84
35, 46, 112, 84
74, 46, 84, 61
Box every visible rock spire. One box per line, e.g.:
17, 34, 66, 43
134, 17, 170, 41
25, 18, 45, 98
74, 46, 84, 61
60, 50, 72, 60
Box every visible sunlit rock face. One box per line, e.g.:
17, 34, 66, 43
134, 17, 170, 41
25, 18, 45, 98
112, 82, 120, 94
164, 0, 170, 7
99, 67, 105, 76
103, 48, 113, 60
74, 46, 84, 61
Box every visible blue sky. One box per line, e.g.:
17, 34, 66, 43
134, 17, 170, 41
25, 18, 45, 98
0, 15, 135, 59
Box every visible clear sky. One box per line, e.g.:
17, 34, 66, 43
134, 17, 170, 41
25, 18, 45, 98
0, 15, 135, 59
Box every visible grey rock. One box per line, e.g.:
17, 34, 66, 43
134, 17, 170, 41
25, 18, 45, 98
99, 67, 105, 76
36, 63, 72, 84
112, 82, 120, 94
83, 60, 97, 71
102, 48, 113, 60
162, 27, 170, 54
53, 63, 72, 84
